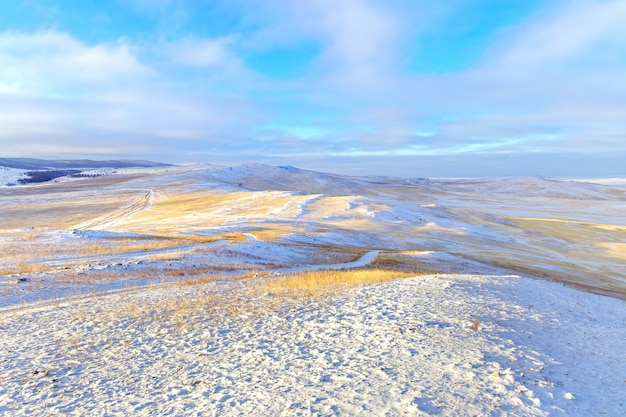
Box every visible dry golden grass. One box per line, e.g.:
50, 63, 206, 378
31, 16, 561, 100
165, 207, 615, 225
112, 190, 315, 233
53, 267, 419, 338
53, 262, 257, 286
0, 187, 146, 230
598, 242, 626, 260
0, 262, 49, 276
0, 232, 240, 277
372, 253, 441, 274
469, 317, 480, 331
283, 241, 369, 264
259, 268, 418, 300
508, 217, 626, 243
60, 272, 261, 336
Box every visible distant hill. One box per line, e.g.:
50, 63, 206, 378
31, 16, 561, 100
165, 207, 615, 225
0, 158, 170, 170
0, 158, 172, 185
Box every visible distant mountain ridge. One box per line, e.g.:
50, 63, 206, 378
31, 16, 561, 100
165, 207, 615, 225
0, 158, 170, 170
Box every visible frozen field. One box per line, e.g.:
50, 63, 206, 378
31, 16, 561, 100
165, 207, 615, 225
1, 164, 625, 416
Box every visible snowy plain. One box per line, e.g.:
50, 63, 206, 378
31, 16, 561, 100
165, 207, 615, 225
0, 164, 625, 416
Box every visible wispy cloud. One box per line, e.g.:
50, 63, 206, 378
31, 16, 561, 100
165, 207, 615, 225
160, 36, 241, 69
0, 31, 151, 94
487, 0, 626, 71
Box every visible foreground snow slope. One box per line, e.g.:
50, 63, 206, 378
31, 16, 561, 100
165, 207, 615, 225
1, 273, 624, 416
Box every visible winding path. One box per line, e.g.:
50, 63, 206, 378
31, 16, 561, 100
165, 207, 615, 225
279, 250, 380, 273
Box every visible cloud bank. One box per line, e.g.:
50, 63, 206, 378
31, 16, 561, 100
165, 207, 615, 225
0, 0, 624, 177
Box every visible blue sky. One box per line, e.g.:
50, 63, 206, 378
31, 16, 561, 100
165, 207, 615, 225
1, 0, 625, 177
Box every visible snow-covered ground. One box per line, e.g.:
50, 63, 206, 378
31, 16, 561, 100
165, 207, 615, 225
1, 163, 625, 416
570, 177, 626, 186
1, 272, 624, 416
0, 167, 28, 186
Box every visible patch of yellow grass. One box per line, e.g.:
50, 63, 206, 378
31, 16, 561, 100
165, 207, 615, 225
54, 268, 417, 337
0, 262, 46, 276
372, 252, 440, 273
114, 190, 315, 233
0, 232, 238, 277
78, 235, 220, 257
598, 242, 626, 260
508, 217, 626, 242
59, 272, 262, 335
0, 188, 145, 230
260, 268, 417, 299
512, 217, 626, 230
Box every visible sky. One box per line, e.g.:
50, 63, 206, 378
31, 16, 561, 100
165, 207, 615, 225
0, 0, 625, 178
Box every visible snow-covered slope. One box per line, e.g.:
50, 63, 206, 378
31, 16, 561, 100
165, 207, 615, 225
2, 272, 624, 416
0, 166, 28, 186
0, 158, 170, 185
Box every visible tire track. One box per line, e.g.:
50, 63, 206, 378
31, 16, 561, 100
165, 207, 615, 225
74, 190, 153, 230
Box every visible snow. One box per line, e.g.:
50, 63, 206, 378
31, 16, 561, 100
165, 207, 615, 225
1, 163, 625, 416
0, 167, 28, 186
570, 177, 626, 186
1, 273, 624, 416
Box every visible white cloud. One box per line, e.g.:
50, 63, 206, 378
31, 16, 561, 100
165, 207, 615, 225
310, 0, 402, 85
486, 0, 626, 72
0, 30, 266, 159
0, 31, 152, 94
162, 36, 241, 69
379, 0, 626, 165
243, 0, 415, 144
241, 0, 405, 88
